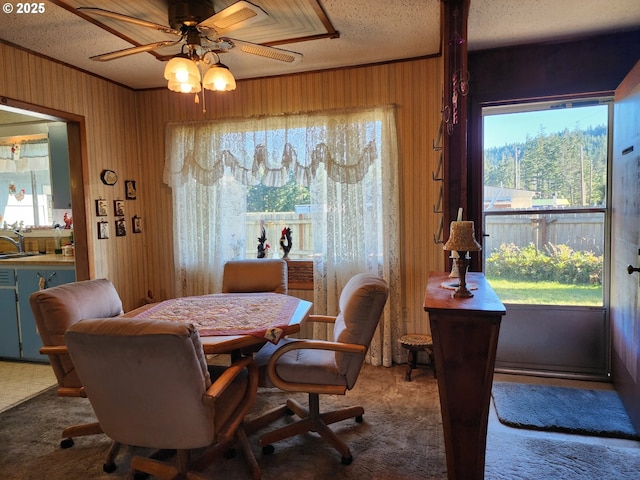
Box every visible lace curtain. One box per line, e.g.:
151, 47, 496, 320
0, 140, 49, 173
164, 106, 403, 366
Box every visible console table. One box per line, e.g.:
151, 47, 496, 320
423, 271, 506, 480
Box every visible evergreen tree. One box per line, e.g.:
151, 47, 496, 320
484, 123, 607, 207
246, 173, 310, 212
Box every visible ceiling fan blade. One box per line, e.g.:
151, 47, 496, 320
90, 41, 182, 62
229, 39, 303, 65
77, 7, 181, 35
197, 1, 268, 35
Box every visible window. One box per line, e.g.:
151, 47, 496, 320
482, 99, 610, 307
0, 138, 52, 227
164, 107, 402, 366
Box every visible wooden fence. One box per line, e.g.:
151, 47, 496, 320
240, 210, 605, 263
483, 212, 605, 255
244, 212, 314, 259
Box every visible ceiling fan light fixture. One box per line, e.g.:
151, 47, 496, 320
81, 1, 303, 96
202, 64, 237, 91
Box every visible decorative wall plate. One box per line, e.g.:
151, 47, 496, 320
101, 169, 118, 185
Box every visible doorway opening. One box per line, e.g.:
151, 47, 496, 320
482, 97, 612, 379
0, 97, 89, 280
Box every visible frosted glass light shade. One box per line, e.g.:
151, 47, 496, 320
202, 64, 236, 91
164, 57, 201, 93
167, 80, 201, 93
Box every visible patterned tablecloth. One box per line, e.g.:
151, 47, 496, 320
133, 292, 300, 343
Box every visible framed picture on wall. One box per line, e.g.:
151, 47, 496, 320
125, 180, 137, 200
114, 199, 125, 216
115, 218, 127, 237
132, 215, 142, 233
98, 221, 109, 239
96, 199, 108, 217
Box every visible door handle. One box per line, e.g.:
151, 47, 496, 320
628, 265, 640, 274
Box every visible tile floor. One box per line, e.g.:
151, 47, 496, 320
0, 360, 56, 413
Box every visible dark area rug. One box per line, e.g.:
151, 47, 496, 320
485, 429, 640, 480
491, 381, 639, 440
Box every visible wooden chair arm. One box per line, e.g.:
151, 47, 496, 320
203, 356, 259, 443
203, 356, 256, 402
40, 345, 69, 356
267, 339, 366, 394
306, 314, 337, 324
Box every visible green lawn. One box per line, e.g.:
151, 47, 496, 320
485, 278, 603, 306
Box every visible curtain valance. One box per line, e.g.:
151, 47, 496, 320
164, 106, 394, 188
0, 140, 49, 173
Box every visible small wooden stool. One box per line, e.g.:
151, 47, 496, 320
399, 334, 436, 381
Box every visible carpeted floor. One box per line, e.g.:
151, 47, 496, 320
491, 381, 639, 440
2, 365, 640, 479
0, 364, 446, 480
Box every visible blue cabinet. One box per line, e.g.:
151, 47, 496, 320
17, 267, 76, 361
0, 269, 19, 359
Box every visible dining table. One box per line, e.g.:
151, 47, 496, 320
124, 292, 312, 356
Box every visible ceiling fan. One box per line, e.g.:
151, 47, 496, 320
78, 0, 303, 65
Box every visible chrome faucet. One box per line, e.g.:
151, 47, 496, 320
0, 230, 25, 253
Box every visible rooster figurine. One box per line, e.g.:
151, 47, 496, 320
257, 224, 270, 258
14, 188, 25, 202
280, 227, 292, 259
63, 212, 73, 229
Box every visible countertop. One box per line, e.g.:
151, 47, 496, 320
0, 253, 76, 267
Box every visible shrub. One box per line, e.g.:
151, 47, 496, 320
486, 242, 602, 285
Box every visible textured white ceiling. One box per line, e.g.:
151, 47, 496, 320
0, 0, 638, 91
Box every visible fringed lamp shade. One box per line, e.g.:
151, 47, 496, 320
443, 221, 482, 252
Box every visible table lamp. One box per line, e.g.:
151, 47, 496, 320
443, 220, 482, 298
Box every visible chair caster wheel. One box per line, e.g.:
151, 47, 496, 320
355, 415, 363, 423
223, 448, 237, 459
262, 444, 275, 455
103, 462, 116, 473
341, 455, 353, 465
60, 438, 74, 449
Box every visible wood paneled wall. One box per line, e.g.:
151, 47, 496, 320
1, 41, 444, 329
0, 43, 147, 311
136, 57, 444, 330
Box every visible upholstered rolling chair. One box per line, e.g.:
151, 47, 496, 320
222, 258, 288, 294
29, 278, 124, 455
248, 272, 389, 465
222, 258, 289, 358
65, 318, 261, 480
